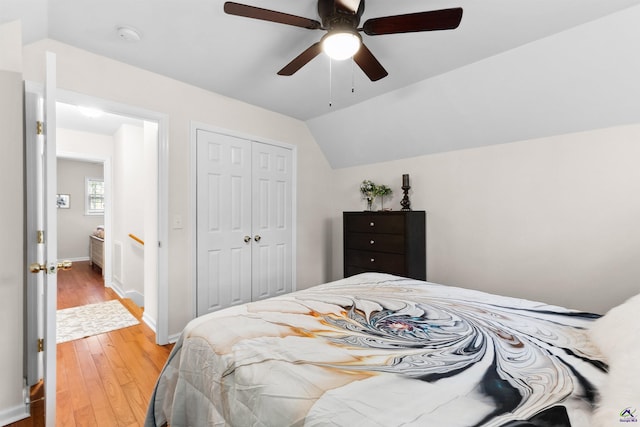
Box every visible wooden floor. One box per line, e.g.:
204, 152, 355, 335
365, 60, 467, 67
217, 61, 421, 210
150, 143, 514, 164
9, 261, 173, 427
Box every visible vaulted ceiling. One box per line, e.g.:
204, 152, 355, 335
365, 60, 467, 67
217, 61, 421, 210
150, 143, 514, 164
3, 0, 640, 167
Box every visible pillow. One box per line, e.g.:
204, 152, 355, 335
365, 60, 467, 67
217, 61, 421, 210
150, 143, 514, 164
589, 293, 640, 426
590, 293, 640, 359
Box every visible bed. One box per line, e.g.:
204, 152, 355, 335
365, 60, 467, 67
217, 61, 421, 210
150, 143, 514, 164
145, 273, 636, 427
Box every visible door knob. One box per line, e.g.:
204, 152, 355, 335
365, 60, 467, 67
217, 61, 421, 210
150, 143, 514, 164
29, 262, 56, 274
29, 263, 48, 274
29, 260, 72, 274
254, 235, 261, 242
244, 235, 251, 243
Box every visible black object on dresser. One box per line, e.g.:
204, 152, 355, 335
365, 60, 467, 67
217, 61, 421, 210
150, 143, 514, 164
343, 211, 426, 280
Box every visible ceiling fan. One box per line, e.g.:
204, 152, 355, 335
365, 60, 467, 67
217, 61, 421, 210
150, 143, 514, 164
223, 0, 463, 81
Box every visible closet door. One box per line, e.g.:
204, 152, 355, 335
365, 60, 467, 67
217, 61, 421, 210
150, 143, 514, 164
197, 130, 253, 316
196, 130, 294, 316
251, 143, 293, 301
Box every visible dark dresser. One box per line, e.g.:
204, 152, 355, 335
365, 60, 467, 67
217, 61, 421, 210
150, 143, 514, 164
343, 211, 426, 280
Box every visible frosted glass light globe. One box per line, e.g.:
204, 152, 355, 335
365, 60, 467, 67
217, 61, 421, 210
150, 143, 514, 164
322, 32, 361, 60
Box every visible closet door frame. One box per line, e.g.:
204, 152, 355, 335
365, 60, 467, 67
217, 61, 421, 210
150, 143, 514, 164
190, 122, 297, 319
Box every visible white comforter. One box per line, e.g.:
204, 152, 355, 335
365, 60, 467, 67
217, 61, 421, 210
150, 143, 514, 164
145, 273, 607, 426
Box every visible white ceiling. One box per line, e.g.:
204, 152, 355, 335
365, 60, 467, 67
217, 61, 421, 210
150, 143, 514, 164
57, 102, 143, 136
3, 0, 640, 167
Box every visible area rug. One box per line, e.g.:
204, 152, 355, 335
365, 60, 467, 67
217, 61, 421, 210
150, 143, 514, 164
57, 300, 140, 343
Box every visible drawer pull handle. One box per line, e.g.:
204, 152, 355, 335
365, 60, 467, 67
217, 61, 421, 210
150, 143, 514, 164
370, 258, 375, 263
370, 240, 375, 245
370, 222, 375, 227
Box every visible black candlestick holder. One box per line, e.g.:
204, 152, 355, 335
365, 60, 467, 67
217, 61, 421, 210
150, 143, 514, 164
400, 185, 411, 211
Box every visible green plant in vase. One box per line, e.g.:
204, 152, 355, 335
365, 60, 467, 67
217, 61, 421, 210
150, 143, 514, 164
360, 180, 377, 211
360, 180, 393, 211
375, 184, 393, 211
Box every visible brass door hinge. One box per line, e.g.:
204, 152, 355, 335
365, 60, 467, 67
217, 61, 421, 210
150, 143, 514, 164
38, 338, 44, 352
37, 230, 44, 244
36, 121, 43, 135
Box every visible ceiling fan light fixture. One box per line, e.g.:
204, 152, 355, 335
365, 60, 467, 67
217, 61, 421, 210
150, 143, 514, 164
322, 31, 361, 60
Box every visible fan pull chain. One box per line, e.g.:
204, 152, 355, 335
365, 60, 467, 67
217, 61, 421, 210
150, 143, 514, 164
329, 58, 333, 107
351, 59, 355, 93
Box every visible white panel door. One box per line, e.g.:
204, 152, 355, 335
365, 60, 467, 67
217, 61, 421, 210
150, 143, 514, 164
197, 130, 252, 316
196, 129, 294, 316
251, 143, 293, 301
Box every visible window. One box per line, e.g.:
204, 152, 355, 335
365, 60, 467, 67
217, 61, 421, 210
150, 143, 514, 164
86, 177, 104, 215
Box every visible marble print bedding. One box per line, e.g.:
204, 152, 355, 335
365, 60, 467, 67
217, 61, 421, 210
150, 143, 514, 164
145, 273, 607, 427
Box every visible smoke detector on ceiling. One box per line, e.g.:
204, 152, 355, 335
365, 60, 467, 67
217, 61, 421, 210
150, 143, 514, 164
117, 26, 141, 42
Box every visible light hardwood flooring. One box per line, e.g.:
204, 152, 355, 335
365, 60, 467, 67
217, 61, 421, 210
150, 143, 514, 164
9, 261, 173, 427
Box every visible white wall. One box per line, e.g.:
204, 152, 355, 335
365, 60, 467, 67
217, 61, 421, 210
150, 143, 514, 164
57, 127, 115, 159
0, 20, 29, 425
331, 125, 640, 314
112, 124, 145, 305
56, 158, 104, 260
22, 39, 335, 335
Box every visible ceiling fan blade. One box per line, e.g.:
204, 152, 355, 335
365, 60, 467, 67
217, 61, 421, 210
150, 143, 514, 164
363, 8, 463, 36
224, 2, 321, 30
278, 42, 323, 76
353, 43, 388, 81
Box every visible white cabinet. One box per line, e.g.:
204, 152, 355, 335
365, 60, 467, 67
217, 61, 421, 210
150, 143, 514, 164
89, 235, 104, 270
196, 129, 294, 316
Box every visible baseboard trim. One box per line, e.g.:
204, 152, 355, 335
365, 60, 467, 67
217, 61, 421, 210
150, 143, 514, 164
142, 311, 156, 333
108, 280, 126, 300
107, 280, 144, 317
143, 313, 181, 345
0, 402, 30, 425
64, 256, 90, 263
125, 290, 144, 307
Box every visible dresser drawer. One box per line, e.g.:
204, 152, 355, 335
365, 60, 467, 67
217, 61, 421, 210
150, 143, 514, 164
344, 214, 405, 234
344, 249, 406, 275
345, 232, 405, 254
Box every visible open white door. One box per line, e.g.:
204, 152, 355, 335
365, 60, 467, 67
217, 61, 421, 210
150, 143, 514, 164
25, 52, 58, 427
43, 50, 58, 427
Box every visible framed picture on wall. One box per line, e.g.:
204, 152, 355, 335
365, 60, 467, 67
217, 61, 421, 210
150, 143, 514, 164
57, 194, 70, 209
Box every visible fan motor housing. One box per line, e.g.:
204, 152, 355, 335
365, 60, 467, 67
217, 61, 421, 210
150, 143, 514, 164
318, 0, 364, 30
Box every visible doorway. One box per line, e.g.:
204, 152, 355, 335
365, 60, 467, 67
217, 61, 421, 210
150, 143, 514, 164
54, 89, 169, 345
23, 80, 169, 427
56, 102, 145, 307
